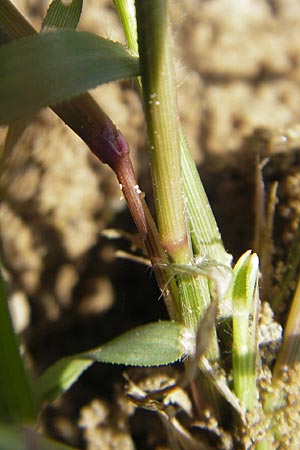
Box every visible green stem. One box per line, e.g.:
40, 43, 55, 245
135, 0, 188, 262
115, 1, 231, 423
132, 0, 226, 422
114, 0, 229, 266
135, 0, 216, 336
115, 0, 231, 324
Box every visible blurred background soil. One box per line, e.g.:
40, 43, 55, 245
2, 1, 300, 448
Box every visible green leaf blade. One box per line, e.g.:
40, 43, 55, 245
34, 357, 92, 405
42, 0, 83, 31
0, 30, 140, 124
0, 266, 36, 422
36, 321, 185, 404
2, 0, 83, 160
85, 321, 184, 366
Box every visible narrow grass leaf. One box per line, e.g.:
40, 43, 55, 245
42, 0, 83, 31
0, 30, 140, 124
113, 0, 138, 55
36, 321, 184, 404
2, 0, 83, 163
35, 357, 92, 405
0, 423, 78, 450
180, 132, 231, 266
0, 0, 36, 42
0, 266, 36, 422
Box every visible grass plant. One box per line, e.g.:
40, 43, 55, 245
0, 0, 300, 448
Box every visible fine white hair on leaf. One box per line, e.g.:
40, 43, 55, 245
180, 327, 196, 358
158, 257, 233, 304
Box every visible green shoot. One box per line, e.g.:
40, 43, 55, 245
231, 251, 259, 411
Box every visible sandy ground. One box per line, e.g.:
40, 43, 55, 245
2, 1, 300, 448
